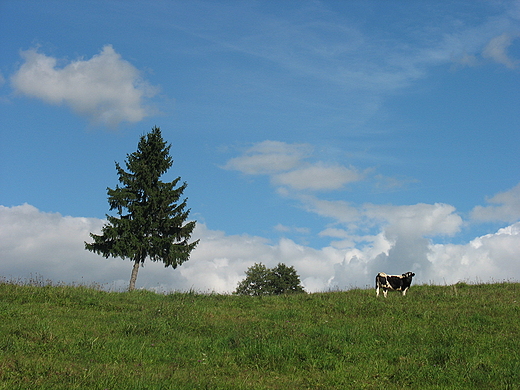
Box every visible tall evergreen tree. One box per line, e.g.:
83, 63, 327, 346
85, 126, 199, 291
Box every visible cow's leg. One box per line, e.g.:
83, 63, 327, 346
402, 287, 408, 296
376, 285, 380, 297
383, 289, 388, 298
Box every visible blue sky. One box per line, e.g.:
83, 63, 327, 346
1, 0, 520, 292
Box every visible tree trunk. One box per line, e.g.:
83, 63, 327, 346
129, 258, 140, 291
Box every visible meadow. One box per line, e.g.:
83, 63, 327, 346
0, 280, 518, 389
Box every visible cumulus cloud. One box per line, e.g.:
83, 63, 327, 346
10, 45, 158, 126
428, 223, 520, 284
1, 203, 519, 293
294, 199, 464, 284
317, 202, 463, 283
471, 183, 520, 222
0, 204, 122, 286
330, 222, 520, 288
365, 203, 463, 238
0, 203, 342, 292
482, 33, 519, 69
222, 143, 520, 288
298, 197, 463, 240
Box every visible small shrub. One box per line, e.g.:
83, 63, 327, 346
234, 263, 305, 296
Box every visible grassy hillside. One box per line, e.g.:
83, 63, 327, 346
0, 281, 518, 389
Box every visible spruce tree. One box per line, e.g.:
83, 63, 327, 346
85, 126, 199, 291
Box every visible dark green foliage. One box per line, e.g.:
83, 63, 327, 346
270, 262, 306, 295
234, 262, 305, 295
234, 263, 272, 296
85, 127, 199, 290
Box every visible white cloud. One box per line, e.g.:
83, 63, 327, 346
223, 140, 311, 175
274, 223, 310, 234
482, 33, 519, 69
224, 140, 368, 192
307, 201, 463, 284
471, 183, 520, 222
1, 203, 518, 294
273, 163, 362, 191
365, 203, 463, 239
222, 144, 520, 289
298, 195, 362, 227
10, 45, 158, 126
331, 221, 520, 288
297, 197, 463, 240
373, 174, 419, 192
319, 227, 350, 239
428, 222, 520, 284
0, 203, 341, 292
0, 204, 120, 286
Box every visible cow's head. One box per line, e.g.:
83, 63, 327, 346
402, 272, 415, 278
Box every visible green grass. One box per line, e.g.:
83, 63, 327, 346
0, 281, 519, 389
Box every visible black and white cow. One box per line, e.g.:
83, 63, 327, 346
375, 272, 415, 297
